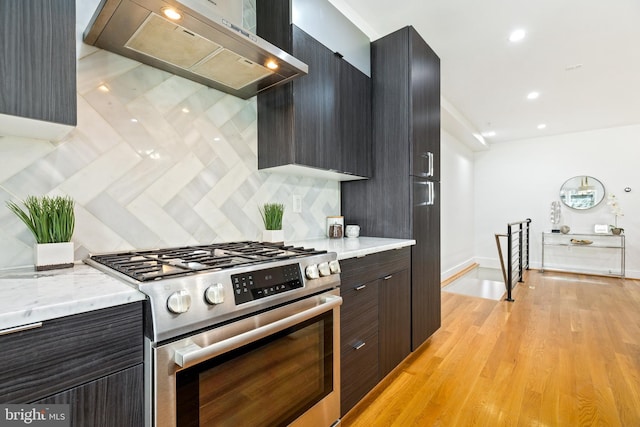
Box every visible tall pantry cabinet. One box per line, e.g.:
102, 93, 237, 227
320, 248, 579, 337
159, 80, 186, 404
341, 26, 441, 351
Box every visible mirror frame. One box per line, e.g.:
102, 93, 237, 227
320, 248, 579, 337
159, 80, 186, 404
559, 175, 605, 210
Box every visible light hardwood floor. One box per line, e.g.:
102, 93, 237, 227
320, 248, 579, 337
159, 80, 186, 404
341, 270, 640, 426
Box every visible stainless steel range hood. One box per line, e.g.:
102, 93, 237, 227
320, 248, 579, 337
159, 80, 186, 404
84, 0, 308, 99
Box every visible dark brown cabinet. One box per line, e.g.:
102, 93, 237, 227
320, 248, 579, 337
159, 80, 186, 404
342, 26, 441, 351
0, 303, 144, 427
256, 0, 371, 179
0, 0, 77, 128
379, 268, 411, 377
339, 247, 411, 415
340, 274, 379, 415
409, 31, 441, 181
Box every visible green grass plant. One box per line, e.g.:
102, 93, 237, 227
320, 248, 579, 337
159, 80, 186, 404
259, 203, 285, 230
6, 195, 75, 243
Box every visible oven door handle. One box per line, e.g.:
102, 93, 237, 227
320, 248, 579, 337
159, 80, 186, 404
174, 294, 342, 368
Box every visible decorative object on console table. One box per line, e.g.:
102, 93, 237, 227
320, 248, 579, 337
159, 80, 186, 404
259, 203, 285, 243
607, 193, 624, 235
6, 195, 75, 270
549, 201, 561, 233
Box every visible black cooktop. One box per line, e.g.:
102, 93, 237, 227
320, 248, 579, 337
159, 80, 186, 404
88, 241, 325, 282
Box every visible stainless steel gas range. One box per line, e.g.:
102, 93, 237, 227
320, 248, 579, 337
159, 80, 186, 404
86, 241, 342, 427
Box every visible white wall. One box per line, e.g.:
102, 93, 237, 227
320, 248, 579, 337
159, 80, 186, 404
473, 124, 640, 278
440, 130, 476, 280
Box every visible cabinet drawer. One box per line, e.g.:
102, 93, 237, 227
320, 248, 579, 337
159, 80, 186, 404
0, 302, 143, 403
341, 332, 378, 416
340, 247, 411, 287
341, 280, 378, 348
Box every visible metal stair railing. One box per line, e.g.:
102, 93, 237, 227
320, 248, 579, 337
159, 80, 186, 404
495, 218, 531, 302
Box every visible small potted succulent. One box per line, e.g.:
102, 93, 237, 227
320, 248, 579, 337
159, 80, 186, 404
259, 203, 285, 243
6, 195, 75, 270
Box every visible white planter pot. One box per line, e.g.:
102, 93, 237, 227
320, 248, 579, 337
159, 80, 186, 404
262, 230, 284, 244
34, 242, 74, 271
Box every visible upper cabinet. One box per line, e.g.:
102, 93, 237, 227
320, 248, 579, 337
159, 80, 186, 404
256, 0, 371, 181
0, 0, 77, 141
409, 30, 440, 180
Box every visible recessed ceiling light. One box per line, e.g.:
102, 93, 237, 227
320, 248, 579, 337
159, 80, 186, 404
130, 118, 138, 123
98, 84, 109, 92
181, 107, 190, 113
162, 7, 182, 20
537, 124, 546, 129
509, 29, 526, 42
527, 91, 540, 100
481, 131, 496, 137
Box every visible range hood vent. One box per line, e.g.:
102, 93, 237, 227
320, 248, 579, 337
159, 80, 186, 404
84, 0, 308, 99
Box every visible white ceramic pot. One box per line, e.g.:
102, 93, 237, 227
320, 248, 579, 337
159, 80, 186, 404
262, 230, 284, 244
34, 242, 74, 271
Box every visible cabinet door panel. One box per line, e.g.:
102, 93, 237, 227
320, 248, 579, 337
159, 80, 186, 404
340, 61, 371, 177
410, 28, 440, 180
293, 26, 340, 170
34, 364, 144, 427
0, 302, 143, 403
0, 0, 76, 125
411, 180, 441, 350
379, 269, 411, 377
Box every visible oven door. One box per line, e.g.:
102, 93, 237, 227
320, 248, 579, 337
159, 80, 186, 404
152, 289, 341, 427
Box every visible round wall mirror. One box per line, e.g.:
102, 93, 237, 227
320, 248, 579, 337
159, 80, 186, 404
559, 176, 605, 210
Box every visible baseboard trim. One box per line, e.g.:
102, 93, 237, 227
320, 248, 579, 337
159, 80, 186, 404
441, 262, 479, 287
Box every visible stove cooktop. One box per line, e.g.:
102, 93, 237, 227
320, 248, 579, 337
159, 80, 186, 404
88, 241, 327, 282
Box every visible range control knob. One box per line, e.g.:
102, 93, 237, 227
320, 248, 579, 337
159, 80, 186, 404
167, 290, 192, 314
205, 283, 225, 305
329, 260, 341, 274
305, 264, 320, 279
318, 262, 331, 277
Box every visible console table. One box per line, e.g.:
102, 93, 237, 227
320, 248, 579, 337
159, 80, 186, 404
541, 232, 625, 277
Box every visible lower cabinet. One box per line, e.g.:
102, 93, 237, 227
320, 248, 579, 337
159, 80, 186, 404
340, 248, 411, 416
378, 268, 411, 377
0, 302, 144, 427
340, 275, 379, 414
34, 365, 144, 427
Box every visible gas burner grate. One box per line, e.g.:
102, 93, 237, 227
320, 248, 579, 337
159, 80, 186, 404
88, 241, 326, 281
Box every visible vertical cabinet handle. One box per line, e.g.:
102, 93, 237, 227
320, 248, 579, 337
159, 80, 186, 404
427, 181, 435, 206
427, 151, 434, 177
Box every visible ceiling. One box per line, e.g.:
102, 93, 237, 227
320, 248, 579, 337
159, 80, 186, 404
331, 0, 640, 145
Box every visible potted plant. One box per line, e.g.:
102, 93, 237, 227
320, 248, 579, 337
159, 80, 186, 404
259, 203, 285, 243
6, 195, 75, 270
607, 194, 624, 235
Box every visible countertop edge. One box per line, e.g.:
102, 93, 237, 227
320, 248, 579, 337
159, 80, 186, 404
286, 237, 416, 260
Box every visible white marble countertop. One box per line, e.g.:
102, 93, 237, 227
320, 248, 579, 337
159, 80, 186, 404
0, 263, 146, 331
286, 236, 415, 260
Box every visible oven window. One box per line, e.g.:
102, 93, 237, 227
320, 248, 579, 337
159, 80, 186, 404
176, 312, 334, 427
